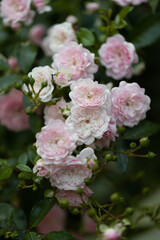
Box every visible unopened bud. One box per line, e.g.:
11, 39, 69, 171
58, 198, 69, 209
22, 75, 30, 84
124, 207, 134, 216
117, 126, 126, 134
72, 208, 80, 215
25, 106, 33, 115
88, 208, 96, 218
30, 77, 35, 85
146, 151, 156, 159
110, 192, 123, 203
140, 137, 150, 148
84, 178, 91, 185
87, 159, 98, 170
44, 189, 54, 198
41, 81, 48, 88
14, 82, 22, 90
76, 188, 83, 195
130, 142, 137, 149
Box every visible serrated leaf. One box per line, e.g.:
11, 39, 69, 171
18, 153, 28, 165
0, 168, 13, 180
0, 74, 21, 92
123, 121, 160, 140
16, 164, 32, 173
23, 232, 42, 240
29, 114, 42, 134
29, 198, 56, 228
17, 44, 37, 73
76, 28, 95, 47
44, 231, 78, 240
129, 14, 160, 48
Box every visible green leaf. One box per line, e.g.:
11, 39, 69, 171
129, 14, 160, 48
0, 159, 8, 165
44, 231, 78, 240
23, 95, 35, 109
0, 168, 13, 181
76, 28, 95, 47
149, 0, 159, 13
29, 114, 42, 134
29, 198, 56, 228
18, 153, 28, 165
17, 44, 37, 73
0, 74, 21, 92
118, 6, 133, 20
16, 164, 32, 173
18, 171, 32, 180
115, 139, 128, 173
23, 232, 42, 240
0, 55, 9, 71
123, 121, 160, 140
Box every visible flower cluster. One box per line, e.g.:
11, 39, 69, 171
29, 22, 151, 208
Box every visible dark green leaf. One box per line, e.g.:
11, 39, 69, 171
29, 198, 56, 228
18, 153, 28, 165
0, 74, 21, 92
129, 14, 160, 48
118, 6, 133, 19
149, 0, 159, 13
18, 171, 32, 180
76, 28, 95, 47
115, 139, 128, 172
0, 168, 13, 181
123, 121, 160, 140
0, 55, 9, 71
16, 164, 32, 173
23, 95, 35, 109
44, 231, 78, 240
29, 114, 42, 134
23, 232, 42, 240
17, 44, 37, 73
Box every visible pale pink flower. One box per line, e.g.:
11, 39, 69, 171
0, 0, 34, 29
66, 15, 78, 24
111, 81, 151, 127
8, 57, 18, 70
42, 22, 77, 55
53, 67, 72, 87
55, 186, 93, 207
69, 78, 110, 108
33, 159, 50, 178
98, 34, 138, 80
36, 119, 78, 164
0, 89, 29, 132
37, 204, 66, 234
86, 2, 100, 12
103, 228, 121, 240
29, 24, 46, 45
112, 0, 147, 6
33, 0, 52, 14
52, 42, 98, 85
66, 105, 110, 145
96, 119, 118, 148
25, 66, 55, 102
77, 147, 97, 164
50, 161, 92, 190
44, 98, 69, 125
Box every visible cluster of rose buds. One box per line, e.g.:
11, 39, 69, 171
28, 21, 151, 208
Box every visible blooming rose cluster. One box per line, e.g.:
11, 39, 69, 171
112, 0, 148, 6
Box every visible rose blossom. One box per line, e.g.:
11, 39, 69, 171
33, 0, 52, 14
86, 2, 100, 13
33, 159, 50, 178
0, 89, 29, 132
66, 15, 78, 24
25, 66, 55, 102
112, 0, 147, 6
55, 186, 93, 207
37, 204, 66, 234
103, 228, 121, 240
96, 119, 118, 148
29, 24, 46, 45
0, 0, 35, 29
52, 42, 98, 86
69, 78, 110, 108
42, 22, 77, 56
36, 119, 78, 164
66, 105, 110, 145
111, 81, 151, 127
98, 34, 138, 80
50, 160, 92, 190
44, 98, 71, 125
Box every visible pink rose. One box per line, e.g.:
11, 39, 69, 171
42, 22, 77, 56
29, 24, 46, 45
112, 0, 147, 6
66, 15, 78, 24
86, 2, 100, 12
96, 119, 118, 148
36, 119, 78, 164
8, 57, 18, 70
0, 89, 29, 132
103, 228, 121, 240
33, 0, 52, 14
33, 159, 50, 178
55, 186, 93, 207
66, 105, 110, 145
52, 42, 98, 86
69, 78, 110, 108
111, 81, 151, 127
50, 160, 92, 190
98, 34, 138, 80
0, 0, 34, 29
37, 204, 66, 234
